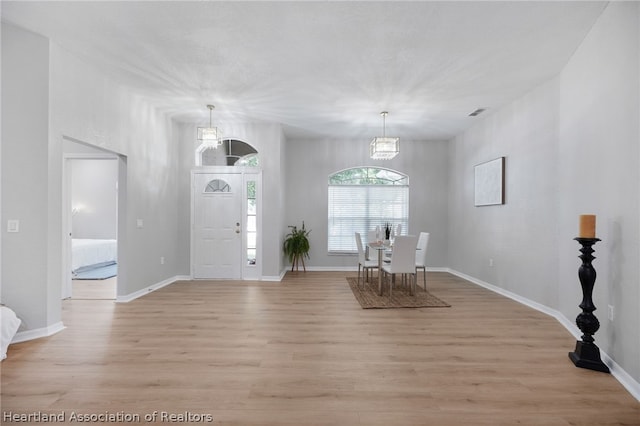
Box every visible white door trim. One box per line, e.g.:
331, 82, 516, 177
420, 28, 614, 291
191, 167, 262, 280
62, 139, 126, 299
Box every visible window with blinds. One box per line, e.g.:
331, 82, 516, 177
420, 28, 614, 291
328, 167, 409, 253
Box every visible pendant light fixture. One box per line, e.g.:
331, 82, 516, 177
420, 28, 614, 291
197, 104, 223, 148
370, 111, 399, 160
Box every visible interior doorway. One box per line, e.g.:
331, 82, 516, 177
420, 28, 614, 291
62, 139, 126, 300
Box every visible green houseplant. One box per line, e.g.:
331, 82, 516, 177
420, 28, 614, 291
283, 222, 311, 271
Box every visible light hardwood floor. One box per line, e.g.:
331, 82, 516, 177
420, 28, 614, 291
2, 272, 638, 425
71, 277, 117, 300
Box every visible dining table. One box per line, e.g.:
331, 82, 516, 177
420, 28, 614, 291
368, 239, 421, 296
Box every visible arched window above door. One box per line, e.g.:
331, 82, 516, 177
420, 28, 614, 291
196, 139, 259, 167
204, 179, 231, 193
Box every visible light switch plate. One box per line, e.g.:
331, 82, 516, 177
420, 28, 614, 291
7, 220, 19, 233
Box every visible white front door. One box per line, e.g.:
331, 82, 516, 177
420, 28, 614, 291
193, 173, 242, 279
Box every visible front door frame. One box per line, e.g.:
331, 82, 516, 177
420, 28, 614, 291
191, 166, 262, 280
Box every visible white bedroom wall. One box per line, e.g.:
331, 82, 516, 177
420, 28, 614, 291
70, 159, 118, 239
448, 2, 639, 387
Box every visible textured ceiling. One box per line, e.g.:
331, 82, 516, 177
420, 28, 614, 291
1, 1, 607, 140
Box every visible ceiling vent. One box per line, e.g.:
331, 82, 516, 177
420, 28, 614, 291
469, 108, 486, 117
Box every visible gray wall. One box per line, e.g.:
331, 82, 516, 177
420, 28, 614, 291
448, 79, 559, 302
557, 2, 639, 381
284, 138, 449, 269
176, 122, 286, 279
447, 2, 639, 384
1, 23, 51, 330
49, 42, 182, 299
71, 159, 118, 239
1, 22, 183, 329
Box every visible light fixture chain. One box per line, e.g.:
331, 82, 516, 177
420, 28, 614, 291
207, 104, 215, 127
381, 111, 388, 137
383, 113, 386, 137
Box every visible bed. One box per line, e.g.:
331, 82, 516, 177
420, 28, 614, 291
72, 239, 117, 272
1, 306, 21, 360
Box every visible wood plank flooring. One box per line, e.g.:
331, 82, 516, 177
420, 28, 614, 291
2, 271, 639, 425
71, 277, 116, 300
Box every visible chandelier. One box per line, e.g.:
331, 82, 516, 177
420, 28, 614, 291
370, 111, 399, 160
197, 104, 223, 148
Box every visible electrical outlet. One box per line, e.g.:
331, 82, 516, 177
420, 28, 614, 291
489, 258, 494, 267
160, 257, 165, 265
607, 305, 614, 321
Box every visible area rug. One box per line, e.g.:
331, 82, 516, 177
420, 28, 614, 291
73, 262, 117, 280
346, 277, 450, 309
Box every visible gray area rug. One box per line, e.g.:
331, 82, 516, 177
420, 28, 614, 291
73, 262, 117, 280
346, 276, 450, 309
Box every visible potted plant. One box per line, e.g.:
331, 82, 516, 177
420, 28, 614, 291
283, 222, 311, 271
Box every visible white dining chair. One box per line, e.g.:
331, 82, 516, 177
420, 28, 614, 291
366, 229, 378, 260
415, 232, 430, 291
381, 235, 418, 296
355, 232, 378, 289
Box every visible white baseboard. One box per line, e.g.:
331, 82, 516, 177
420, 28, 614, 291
426, 267, 449, 273
116, 275, 189, 303
12, 321, 65, 344
602, 354, 640, 402
447, 268, 640, 402
447, 268, 577, 331
263, 269, 287, 281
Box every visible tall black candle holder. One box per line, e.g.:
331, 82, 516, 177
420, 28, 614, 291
568, 237, 610, 373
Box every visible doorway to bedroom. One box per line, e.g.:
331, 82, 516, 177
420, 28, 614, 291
64, 155, 119, 300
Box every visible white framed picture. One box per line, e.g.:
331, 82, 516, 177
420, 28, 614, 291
474, 157, 505, 206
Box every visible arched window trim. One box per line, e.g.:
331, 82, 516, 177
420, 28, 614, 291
195, 137, 260, 167
234, 153, 259, 167
329, 167, 408, 186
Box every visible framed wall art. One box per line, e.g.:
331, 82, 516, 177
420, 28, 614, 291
474, 156, 505, 206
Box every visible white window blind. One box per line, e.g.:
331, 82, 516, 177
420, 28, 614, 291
328, 185, 409, 253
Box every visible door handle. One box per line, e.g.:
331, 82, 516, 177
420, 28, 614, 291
235, 222, 241, 234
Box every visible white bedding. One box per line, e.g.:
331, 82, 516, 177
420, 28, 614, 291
72, 238, 117, 271
1, 306, 21, 360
